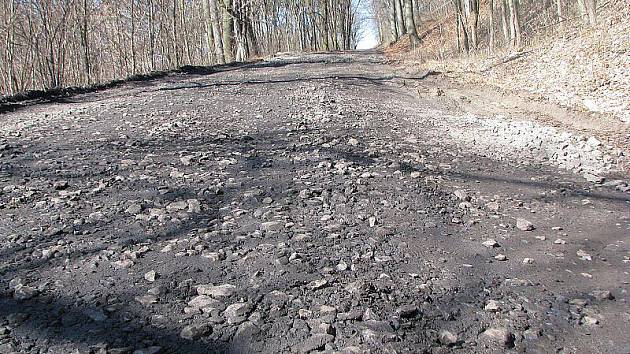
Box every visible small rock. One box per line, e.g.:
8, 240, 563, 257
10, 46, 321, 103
13, 285, 38, 300
53, 181, 69, 190
438, 330, 459, 346
224, 303, 251, 325
300, 333, 335, 353
590, 290, 614, 301
197, 284, 236, 298
144, 270, 157, 282
516, 218, 535, 231
135, 295, 158, 306
396, 304, 419, 318
481, 327, 515, 348
261, 221, 283, 232
187, 199, 201, 213
494, 254, 507, 261
166, 201, 188, 212
577, 249, 592, 261
454, 190, 470, 201
188, 295, 222, 309
522, 258, 534, 264
133, 346, 162, 354
348, 138, 359, 146
485, 300, 501, 312
580, 315, 599, 326
586, 137, 602, 147
309, 279, 328, 290
180, 323, 212, 340
584, 173, 604, 184
482, 239, 499, 248
486, 202, 500, 211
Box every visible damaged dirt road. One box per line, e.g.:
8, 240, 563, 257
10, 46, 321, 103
0, 52, 629, 354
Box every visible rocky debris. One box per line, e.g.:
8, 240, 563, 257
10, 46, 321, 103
0, 52, 627, 354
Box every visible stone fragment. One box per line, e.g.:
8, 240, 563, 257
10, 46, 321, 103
144, 270, 157, 282
300, 334, 335, 353
577, 249, 592, 261
516, 218, 535, 231
396, 304, 419, 318
188, 295, 222, 309
224, 303, 252, 325
261, 221, 283, 232
439, 330, 459, 346
454, 190, 470, 201
135, 295, 158, 306
309, 279, 328, 290
481, 327, 515, 348
180, 323, 212, 340
13, 285, 38, 300
494, 254, 507, 261
482, 239, 499, 248
187, 199, 201, 213
197, 284, 236, 298
133, 346, 162, 354
485, 300, 500, 312
590, 290, 614, 301
581, 316, 599, 326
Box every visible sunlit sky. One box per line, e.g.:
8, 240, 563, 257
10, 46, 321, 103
355, 0, 379, 50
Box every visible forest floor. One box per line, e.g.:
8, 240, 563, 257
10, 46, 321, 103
0, 51, 629, 354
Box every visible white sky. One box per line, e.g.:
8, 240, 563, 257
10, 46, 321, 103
355, 0, 379, 50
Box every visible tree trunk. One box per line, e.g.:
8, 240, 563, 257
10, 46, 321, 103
394, 0, 406, 36
388, 0, 399, 42
579, 0, 597, 26
489, 0, 495, 52
556, 0, 564, 32
508, 0, 521, 48
468, 0, 479, 49
403, 0, 420, 43
500, 0, 510, 45
208, 0, 225, 64
221, 0, 234, 62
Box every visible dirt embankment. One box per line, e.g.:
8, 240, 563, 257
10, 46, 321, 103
385, 5, 630, 154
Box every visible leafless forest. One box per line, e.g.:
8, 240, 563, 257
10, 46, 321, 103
373, 0, 606, 56
0, 0, 363, 95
